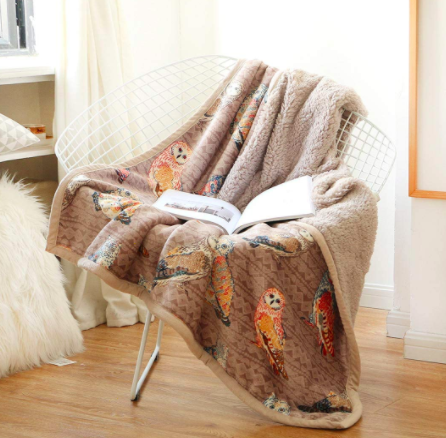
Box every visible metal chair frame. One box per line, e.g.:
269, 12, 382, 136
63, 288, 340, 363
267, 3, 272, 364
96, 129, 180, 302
55, 56, 396, 402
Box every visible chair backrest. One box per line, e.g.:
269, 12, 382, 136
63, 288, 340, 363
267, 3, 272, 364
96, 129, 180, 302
56, 56, 238, 172
56, 55, 395, 194
336, 110, 395, 194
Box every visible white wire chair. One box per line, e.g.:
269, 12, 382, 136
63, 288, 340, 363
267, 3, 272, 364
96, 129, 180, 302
336, 111, 395, 194
55, 55, 396, 402
56, 56, 240, 172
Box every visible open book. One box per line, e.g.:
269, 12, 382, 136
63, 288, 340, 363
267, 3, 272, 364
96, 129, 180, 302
153, 176, 315, 235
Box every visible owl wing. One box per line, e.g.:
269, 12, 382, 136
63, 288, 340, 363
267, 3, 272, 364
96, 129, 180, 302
205, 280, 218, 308
314, 291, 335, 357
154, 164, 174, 195
167, 250, 208, 274
167, 238, 209, 258
210, 255, 234, 317
155, 243, 212, 285
256, 314, 288, 379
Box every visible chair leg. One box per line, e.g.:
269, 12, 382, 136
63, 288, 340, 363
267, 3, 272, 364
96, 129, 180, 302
130, 311, 164, 401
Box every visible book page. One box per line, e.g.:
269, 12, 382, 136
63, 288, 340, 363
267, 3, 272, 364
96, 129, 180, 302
153, 190, 242, 234
234, 176, 315, 234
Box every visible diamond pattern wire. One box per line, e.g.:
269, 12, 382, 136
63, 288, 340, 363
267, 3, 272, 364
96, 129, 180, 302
56, 56, 395, 194
336, 110, 396, 193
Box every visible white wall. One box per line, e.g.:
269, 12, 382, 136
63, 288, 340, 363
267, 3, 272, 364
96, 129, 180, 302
122, 0, 182, 77
410, 200, 446, 335
401, 0, 446, 363
386, 2, 411, 339
178, 0, 217, 60
410, 0, 446, 337
122, 0, 217, 75
208, 0, 404, 307
404, 197, 446, 363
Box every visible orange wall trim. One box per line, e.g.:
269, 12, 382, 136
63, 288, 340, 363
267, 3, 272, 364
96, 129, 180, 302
409, 0, 446, 199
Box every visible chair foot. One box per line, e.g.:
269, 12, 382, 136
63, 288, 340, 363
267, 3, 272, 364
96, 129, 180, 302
129, 314, 164, 401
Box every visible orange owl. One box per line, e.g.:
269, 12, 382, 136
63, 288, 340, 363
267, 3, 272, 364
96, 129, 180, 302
147, 141, 192, 197
205, 236, 236, 326
253, 288, 288, 380
301, 270, 336, 357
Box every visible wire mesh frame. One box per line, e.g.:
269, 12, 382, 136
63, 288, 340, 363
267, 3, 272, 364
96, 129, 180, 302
336, 110, 396, 193
56, 55, 239, 171
56, 56, 396, 194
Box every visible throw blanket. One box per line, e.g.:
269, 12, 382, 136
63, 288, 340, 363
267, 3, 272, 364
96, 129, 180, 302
47, 60, 377, 429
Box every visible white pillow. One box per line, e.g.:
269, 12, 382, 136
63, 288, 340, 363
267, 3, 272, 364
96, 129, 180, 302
0, 113, 40, 154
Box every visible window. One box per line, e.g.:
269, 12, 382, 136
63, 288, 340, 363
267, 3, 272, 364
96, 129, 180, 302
0, 0, 35, 56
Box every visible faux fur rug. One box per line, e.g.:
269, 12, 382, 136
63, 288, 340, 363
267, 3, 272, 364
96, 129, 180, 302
0, 175, 83, 378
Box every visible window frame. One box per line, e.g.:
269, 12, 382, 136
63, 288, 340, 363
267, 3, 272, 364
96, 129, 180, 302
0, 0, 36, 57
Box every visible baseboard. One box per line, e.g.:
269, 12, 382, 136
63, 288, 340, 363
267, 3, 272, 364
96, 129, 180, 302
359, 283, 394, 310
404, 330, 446, 364
386, 310, 410, 339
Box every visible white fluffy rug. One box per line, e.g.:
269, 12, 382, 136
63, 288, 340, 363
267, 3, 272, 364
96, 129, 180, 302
0, 175, 83, 378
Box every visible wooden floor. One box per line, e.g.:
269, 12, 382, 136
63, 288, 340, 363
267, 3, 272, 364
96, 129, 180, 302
1, 308, 446, 438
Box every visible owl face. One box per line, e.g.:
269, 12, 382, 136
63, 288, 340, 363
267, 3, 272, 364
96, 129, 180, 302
263, 393, 291, 415
215, 236, 234, 256
121, 190, 132, 198
263, 288, 286, 311
208, 236, 234, 256
299, 228, 314, 243
226, 81, 243, 98
170, 141, 192, 165
274, 400, 291, 415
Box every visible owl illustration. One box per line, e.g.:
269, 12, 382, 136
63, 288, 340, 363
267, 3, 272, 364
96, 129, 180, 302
153, 237, 215, 287
225, 80, 244, 99
231, 83, 268, 150
153, 236, 236, 324
263, 392, 291, 416
88, 236, 122, 270
202, 97, 222, 120
153, 235, 236, 326
298, 390, 352, 414
204, 338, 229, 369
302, 270, 336, 357
205, 236, 236, 326
243, 228, 314, 260
147, 141, 192, 197
62, 174, 91, 209
253, 288, 288, 380
92, 188, 141, 225
297, 228, 315, 249
195, 175, 226, 197
201, 80, 244, 121
115, 168, 130, 184
139, 244, 150, 258
138, 274, 149, 290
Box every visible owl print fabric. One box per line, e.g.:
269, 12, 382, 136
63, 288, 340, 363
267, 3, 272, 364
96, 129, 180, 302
47, 59, 377, 430
145, 221, 351, 421
147, 141, 192, 196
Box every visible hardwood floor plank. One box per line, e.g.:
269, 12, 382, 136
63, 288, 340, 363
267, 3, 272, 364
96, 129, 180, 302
0, 308, 445, 438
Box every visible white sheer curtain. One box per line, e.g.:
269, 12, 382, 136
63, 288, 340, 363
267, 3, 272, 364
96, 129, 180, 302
55, 0, 148, 330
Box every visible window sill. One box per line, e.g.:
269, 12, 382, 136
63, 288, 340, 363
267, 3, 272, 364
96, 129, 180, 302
0, 56, 55, 85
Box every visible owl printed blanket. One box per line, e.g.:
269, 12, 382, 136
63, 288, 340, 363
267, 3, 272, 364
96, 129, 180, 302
47, 59, 377, 429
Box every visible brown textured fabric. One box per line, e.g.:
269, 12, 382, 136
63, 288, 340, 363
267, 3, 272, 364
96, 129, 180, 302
46, 59, 377, 429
